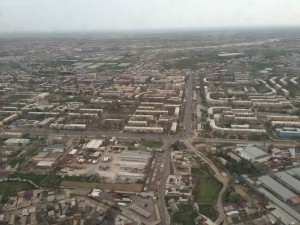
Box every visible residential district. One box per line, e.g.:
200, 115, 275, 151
0, 29, 300, 225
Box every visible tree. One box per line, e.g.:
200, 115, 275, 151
229, 192, 243, 203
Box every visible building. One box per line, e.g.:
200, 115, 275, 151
83, 139, 103, 151
274, 171, 300, 195
234, 145, 270, 163
257, 176, 297, 202
4, 138, 30, 146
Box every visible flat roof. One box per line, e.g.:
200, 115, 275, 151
274, 171, 300, 194
258, 176, 297, 201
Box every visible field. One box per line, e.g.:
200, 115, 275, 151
193, 176, 220, 204
172, 205, 198, 225
0, 181, 35, 196
192, 163, 221, 221
139, 139, 163, 148
61, 181, 143, 192
9, 173, 63, 186
8, 94, 33, 100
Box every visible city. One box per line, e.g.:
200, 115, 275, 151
0, 1, 300, 225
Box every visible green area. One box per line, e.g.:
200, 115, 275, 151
193, 176, 220, 204
8, 94, 33, 100
192, 161, 221, 221
9, 157, 26, 167
251, 62, 276, 74
8, 173, 101, 187
172, 205, 198, 225
199, 205, 219, 221
139, 139, 163, 148
9, 173, 46, 185
0, 181, 35, 196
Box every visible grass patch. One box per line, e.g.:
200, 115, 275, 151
9, 173, 46, 185
193, 176, 221, 204
172, 204, 198, 225
139, 139, 163, 148
0, 181, 36, 196
8, 94, 33, 100
40, 175, 64, 186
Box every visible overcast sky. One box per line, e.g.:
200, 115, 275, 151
0, 0, 300, 33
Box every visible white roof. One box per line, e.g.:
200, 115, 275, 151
84, 139, 103, 149
37, 161, 54, 167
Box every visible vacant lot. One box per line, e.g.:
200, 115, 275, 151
0, 181, 35, 196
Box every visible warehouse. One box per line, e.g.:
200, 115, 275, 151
4, 138, 30, 146
287, 167, 300, 178
36, 161, 54, 168
120, 151, 151, 163
258, 188, 300, 224
234, 145, 270, 163
84, 139, 103, 151
257, 176, 297, 202
274, 171, 300, 195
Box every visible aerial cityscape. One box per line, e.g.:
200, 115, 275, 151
0, 1, 300, 225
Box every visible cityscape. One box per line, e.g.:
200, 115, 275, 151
0, 1, 300, 225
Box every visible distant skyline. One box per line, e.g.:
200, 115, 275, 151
1, 0, 300, 33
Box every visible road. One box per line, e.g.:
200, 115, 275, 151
182, 73, 195, 137
158, 139, 172, 225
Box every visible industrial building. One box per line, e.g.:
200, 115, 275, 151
257, 176, 297, 202
83, 139, 103, 151
274, 171, 300, 195
4, 138, 30, 146
258, 188, 300, 224
119, 151, 151, 162
234, 145, 270, 163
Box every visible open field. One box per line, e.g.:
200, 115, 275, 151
0, 181, 35, 196
194, 176, 220, 204
61, 181, 143, 192
139, 139, 163, 148
8, 94, 34, 100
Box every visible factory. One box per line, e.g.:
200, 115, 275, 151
257, 176, 298, 202
234, 145, 270, 163
274, 171, 300, 195
83, 139, 103, 151
4, 138, 30, 146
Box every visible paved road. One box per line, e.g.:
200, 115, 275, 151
158, 139, 172, 225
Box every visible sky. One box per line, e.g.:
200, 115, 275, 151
0, 0, 300, 33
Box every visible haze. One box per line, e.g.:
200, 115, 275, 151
1, 0, 300, 33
